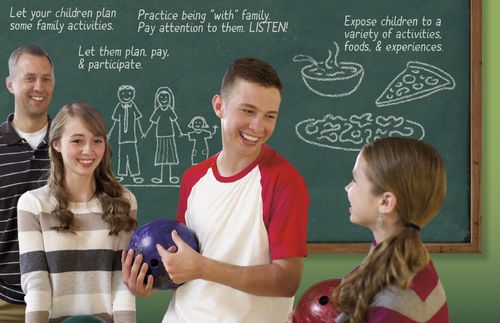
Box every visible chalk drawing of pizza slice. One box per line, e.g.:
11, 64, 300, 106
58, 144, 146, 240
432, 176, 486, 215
375, 61, 456, 107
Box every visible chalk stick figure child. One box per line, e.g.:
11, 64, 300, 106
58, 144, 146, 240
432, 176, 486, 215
187, 116, 217, 165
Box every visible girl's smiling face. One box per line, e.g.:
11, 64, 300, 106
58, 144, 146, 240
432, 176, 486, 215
52, 116, 106, 181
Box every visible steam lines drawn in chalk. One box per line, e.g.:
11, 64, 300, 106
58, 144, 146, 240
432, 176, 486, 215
295, 112, 425, 152
375, 61, 456, 107
293, 42, 364, 97
107, 84, 218, 188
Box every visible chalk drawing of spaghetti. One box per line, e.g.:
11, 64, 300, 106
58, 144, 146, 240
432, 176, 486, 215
295, 112, 425, 151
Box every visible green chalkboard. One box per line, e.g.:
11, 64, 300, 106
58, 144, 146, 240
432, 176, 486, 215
1, 0, 481, 253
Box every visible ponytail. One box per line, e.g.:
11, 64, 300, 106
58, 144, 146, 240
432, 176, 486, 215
332, 230, 429, 322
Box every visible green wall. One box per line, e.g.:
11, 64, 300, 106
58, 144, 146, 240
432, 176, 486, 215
137, 1, 498, 321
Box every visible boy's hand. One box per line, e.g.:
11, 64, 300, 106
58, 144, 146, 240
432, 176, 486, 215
156, 230, 203, 285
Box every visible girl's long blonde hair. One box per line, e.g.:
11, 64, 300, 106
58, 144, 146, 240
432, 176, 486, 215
48, 103, 136, 234
332, 137, 447, 322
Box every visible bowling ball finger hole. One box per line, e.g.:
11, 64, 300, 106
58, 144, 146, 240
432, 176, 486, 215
319, 296, 330, 305
150, 258, 160, 267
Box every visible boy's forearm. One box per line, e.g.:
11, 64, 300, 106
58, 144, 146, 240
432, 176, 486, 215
199, 256, 303, 297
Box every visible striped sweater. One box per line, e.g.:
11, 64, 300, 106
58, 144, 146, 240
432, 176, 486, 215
17, 185, 137, 323
336, 261, 449, 323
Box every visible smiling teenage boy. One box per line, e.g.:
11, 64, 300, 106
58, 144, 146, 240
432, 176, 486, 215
123, 57, 310, 322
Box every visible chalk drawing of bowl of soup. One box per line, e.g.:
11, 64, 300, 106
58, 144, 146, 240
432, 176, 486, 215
294, 42, 364, 98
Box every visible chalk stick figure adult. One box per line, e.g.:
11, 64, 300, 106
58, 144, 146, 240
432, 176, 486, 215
186, 116, 217, 165
144, 86, 184, 184
108, 84, 145, 184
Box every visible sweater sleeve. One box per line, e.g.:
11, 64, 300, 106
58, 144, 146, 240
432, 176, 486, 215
17, 191, 51, 323
112, 189, 137, 323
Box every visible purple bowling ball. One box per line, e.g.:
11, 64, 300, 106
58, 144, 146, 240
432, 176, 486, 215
128, 219, 200, 290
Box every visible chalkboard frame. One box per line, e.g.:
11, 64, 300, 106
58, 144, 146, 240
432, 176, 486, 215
308, 0, 482, 254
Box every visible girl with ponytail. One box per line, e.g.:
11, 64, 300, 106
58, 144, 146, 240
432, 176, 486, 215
333, 137, 449, 323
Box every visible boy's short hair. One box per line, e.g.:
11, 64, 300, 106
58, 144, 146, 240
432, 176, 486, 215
220, 57, 283, 98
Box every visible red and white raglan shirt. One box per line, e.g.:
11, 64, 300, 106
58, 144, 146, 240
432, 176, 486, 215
163, 144, 309, 323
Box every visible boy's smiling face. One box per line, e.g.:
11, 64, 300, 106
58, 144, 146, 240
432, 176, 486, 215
214, 79, 281, 162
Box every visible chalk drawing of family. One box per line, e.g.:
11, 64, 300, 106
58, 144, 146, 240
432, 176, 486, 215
108, 85, 217, 186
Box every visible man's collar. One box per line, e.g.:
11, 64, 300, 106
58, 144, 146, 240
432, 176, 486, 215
1, 114, 23, 145
1, 113, 51, 146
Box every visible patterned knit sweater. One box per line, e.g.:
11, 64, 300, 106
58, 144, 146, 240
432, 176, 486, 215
336, 260, 449, 322
17, 185, 137, 323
